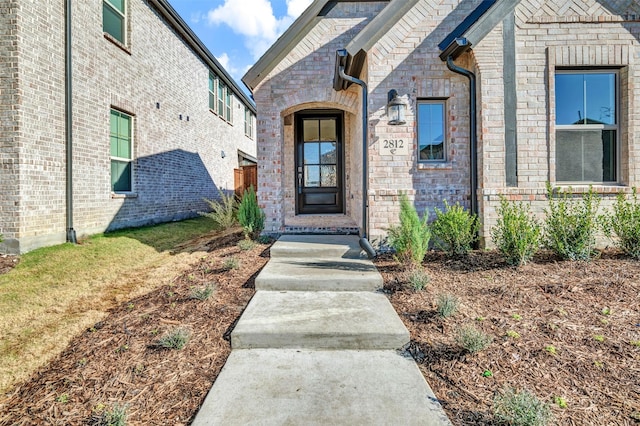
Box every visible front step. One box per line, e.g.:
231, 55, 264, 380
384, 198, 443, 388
192, 349, 451, 426
231, 291, 409, 350
270, 235, 363, 259
256, 257, 382, 291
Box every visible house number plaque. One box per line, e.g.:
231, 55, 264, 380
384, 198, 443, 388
380, 139, 409, 156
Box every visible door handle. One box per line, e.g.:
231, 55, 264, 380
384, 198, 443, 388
297, 173, 303, 194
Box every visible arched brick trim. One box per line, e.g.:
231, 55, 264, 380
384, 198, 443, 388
278, 87, 359, 117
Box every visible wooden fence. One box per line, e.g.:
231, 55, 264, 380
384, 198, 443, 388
234, 164, 257, 197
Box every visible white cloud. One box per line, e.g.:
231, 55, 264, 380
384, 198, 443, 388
207, 0, 312, 60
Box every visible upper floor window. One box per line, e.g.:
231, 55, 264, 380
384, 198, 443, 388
103, 0, 126, 44
555, 71, 618, 183
209, 73, 232, 123
417, 100, 446, 162
244, 107, 255, 139
110, 109, 133, 192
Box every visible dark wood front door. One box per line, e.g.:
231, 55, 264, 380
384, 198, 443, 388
296, 112, 344, 214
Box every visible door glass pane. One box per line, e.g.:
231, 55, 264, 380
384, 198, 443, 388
556, 74, 584, 125
320, 119, 336, 141
303, 120, 319, 142
585, 73, 615, 125
103, 4, 124, 43
321, 165, 337, 187
304, 165, 320, 187
320, 142, 336, 164
304, 143, 319, 165
556, 129, 616, 182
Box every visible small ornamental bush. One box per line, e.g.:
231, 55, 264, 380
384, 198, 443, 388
492, 197, 541, 266
493, 388, 552, 426
155, 327, 190, 350
544, 183, 600, 261
431, 200, 478, 257
436, 293, 459, 318
237, 186, 265, 239
387, 194, 430, 267
200, 190, 237, 230
600, 188, 640, 259
91, 403, 128, 426
455, 325, 492, 354
189, 284, 215, 301
408, 267, 430, 291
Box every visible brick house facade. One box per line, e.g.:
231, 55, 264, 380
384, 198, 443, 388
243, 0, 640, 248
0, 0, 257, 254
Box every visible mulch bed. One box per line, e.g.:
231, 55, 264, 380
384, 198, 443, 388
0, 255, 18, 275
377, 250, 640, 425
0, 231, 269, 425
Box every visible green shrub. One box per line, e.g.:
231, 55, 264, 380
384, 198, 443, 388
222, 257, 240, 270
493, 388, 552, 426
544, 183, 600, 261
92, 403, 128, 426
386, 194, 430, 266
189, 284, 215, 301
455, 325, 492, 353
200, 190, 237, 230
431, 200, 478, 257
408, 267, 430, 291
436, 293, 459, 318
491, 197, 541, 266
155, 327, 190, 350
237, 186, 265, 239
237, 238, 257, 251
600, 188, 640, 259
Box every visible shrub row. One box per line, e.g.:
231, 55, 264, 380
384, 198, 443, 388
201, 186, 265, 240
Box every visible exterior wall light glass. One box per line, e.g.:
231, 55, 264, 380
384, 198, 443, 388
387, 89, 407, 125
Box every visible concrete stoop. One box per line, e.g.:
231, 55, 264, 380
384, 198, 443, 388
192, 235, 451, 425
231, 291, 409, 350
191, 349, 450, 426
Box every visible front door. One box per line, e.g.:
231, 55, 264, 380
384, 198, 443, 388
296, 112, 344, 214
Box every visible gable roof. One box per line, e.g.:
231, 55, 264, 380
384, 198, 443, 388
149, 0, 256, 112
438, 0, 523, 60
242, 0, 391, 92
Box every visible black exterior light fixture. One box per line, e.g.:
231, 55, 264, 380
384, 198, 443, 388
387, 89, 407, 125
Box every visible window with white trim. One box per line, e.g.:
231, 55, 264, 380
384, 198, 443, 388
110, 109, 133, 192
417, 100, 446, 162
244, 107, 255, 139
555, 70, 618, 183
209, 73, 232, 123
103, 0, 126, 44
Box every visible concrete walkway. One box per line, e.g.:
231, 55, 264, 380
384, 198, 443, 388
192, 235, 451, 425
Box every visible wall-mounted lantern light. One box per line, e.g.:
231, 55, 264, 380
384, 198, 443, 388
387, 89, 407, 125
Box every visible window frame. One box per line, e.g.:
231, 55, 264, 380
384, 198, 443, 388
244, 107, 255, 139
554, 69, 619, 184
417, 99, 447, 163
110, 108, 134, 193
103, 0, 127, 45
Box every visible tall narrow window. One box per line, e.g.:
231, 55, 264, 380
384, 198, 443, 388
417, 100, 446, 162
103, 0, 126, 44
110, 109, 133, 192
217, 81, 225, 117
244, 107, 254, 138
208, 73, 217, 111
225, 89, 232, 123
555, 71, 618, 182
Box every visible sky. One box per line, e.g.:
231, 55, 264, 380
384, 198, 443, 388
166, 0, 313, 91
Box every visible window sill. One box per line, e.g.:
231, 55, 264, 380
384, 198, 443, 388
111, 192, 138, 199
104, 33, 131, 55
417, 162, 453, 171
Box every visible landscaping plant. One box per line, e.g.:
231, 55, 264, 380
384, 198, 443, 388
455, 325, 492, 353
491, 196, 541, 266
408, 267, 430, 291
600, 188, 640, 259
431, 200, 478, 257
155, 327, 190, 350
386, 194, 430, 267
544, 183, 600, 261
237, 186, 265, 239
493, 388, 552, 426
436, 293, 459, 318
200, 190, 238, 230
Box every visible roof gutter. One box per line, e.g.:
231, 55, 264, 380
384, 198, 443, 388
335, 49, 375, 259
65, 0, 77, 244
440, 38, 478, 220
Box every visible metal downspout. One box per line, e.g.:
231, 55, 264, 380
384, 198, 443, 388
337, 64, 376, 259
65, 0, 77, 243
446, 55, 478, 219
